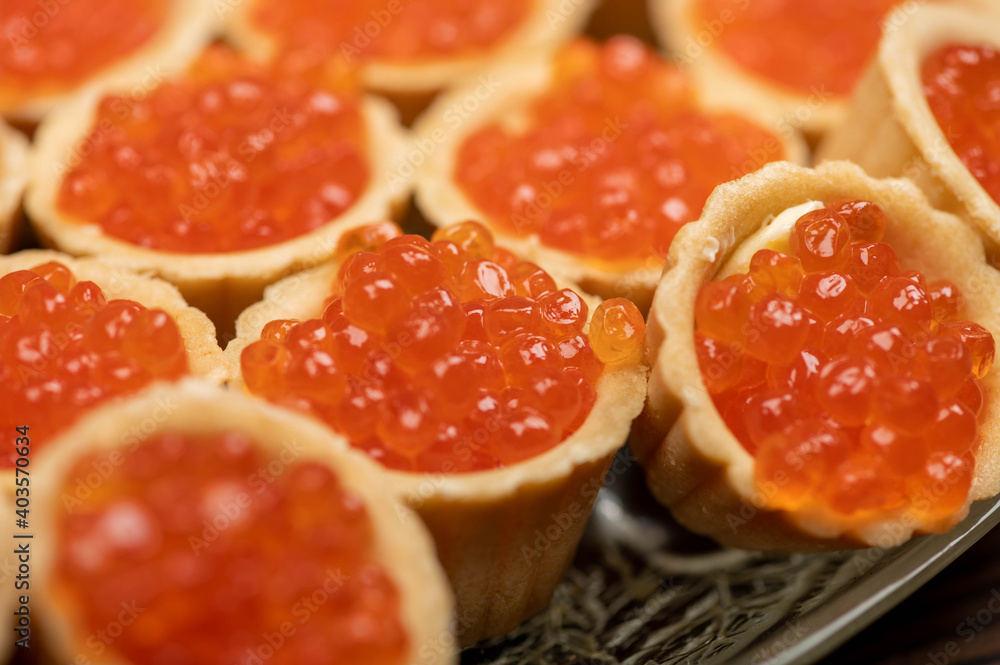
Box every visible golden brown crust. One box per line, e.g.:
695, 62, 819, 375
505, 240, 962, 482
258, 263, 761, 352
0, 120, 29, 253
25, 75, 412, 328
412, 50, 808, 312
633, 160, 1000, 552
224, 0, 598, 96
0, 0, 217, 124
224, 257, 648, 644
818, 3, 1000, 250
0, 249, 225, 384
32, 380, 457, 665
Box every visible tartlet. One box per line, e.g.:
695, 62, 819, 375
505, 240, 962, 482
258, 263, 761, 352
648, 0, 913, 138
33, 380, 457, 665
413, 37, 807, 311
224, 0, 597, 121
0, 119, 29, 252
0, 250, 224, 478
25, 46, 411, 328
819, 2, 1000, 252
1, 0, 216, 124
632, 161, 1000, 551
223, 223, 648, 644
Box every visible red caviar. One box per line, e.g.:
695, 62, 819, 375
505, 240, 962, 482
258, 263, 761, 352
57, 45, 369, 253
241, 221, 645, 473
250, 0, 530, 64
0, 0, 166, 102
699, 0, 901, 96
0, 262, 187, 467
454, 37, 785, 264
923, 43, 1000, 206
54, 431, 408, 665
695, 200, 993, 518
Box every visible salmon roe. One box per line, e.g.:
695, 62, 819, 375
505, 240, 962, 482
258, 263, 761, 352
923, 43, 1000, 206
0, 0, 166, 101
699, 0, 901, 96
241, 221, 645, 473
454, 37, 785, 264
695, 200, 994, 519
57, 45, 369, 253
55, 431, 408, 665
0, 262, 187, 467
250, 0, 531, 64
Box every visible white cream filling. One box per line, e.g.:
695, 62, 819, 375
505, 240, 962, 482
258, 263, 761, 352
717, 200, 823, 278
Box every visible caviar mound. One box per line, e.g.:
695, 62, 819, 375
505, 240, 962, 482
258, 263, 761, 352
239, 221, 643, 473
696, 199, 992, 522
27, 47, 410, 327
34, 381, 456, 665
634, 161, 1000, 551
0, 120, 29, 252
224, 222, 648, 643
698, 0, 900, 96
0, 0, 215, 121
648, 0, 923, 135
414, 36, 807, 310
55, 46, 371, 254
0, 250, 224, 474
923, 43, 1000, 204
819, 3, 1000, 250
1, 0, 167, 100
247, 0, 531, 63
225, 0, 598, 96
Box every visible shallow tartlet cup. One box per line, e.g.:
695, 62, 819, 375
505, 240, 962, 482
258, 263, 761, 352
412, 50, 808, 312
819, 2, 1000, 252
0, 120, 29, 253
632, 160, 1000, 551
224, 0, 598, 123
25, 72, 412, 329
1, 0, 217, 124
648, 0, 851, 139
0, 250, 225, 384
223, 257, 648, 644
32, 380, 457, 665
0, 249, 226, 491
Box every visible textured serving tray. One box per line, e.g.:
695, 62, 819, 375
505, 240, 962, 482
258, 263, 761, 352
463, 448, 1000, 665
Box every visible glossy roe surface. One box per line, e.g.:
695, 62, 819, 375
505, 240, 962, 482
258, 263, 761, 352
55, 431, 408, 665
0, 262, 187, 467
0, 0, 166, 100
923, 43, 1000, 206
251, 0, 531, 63
455, 37, 785, 263
699, 0, 901, 95
241, 222, 646, 473
57, 46, 370, 253
695, 200, 994, 519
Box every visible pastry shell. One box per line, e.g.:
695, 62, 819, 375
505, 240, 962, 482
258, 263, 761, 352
25, 73, 412, 330
412, 49, 808, 312
223, 256, 648, 645
0, 249, 225, 386
650, 0, 996, 140
649, 0, 848, 138
819, 2, 1000, 253
0, 120, 29, 253
1, 0, 216, 125
632, 160, 1000, 551
224, 0, 598, 122
32, 380, 457, 665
